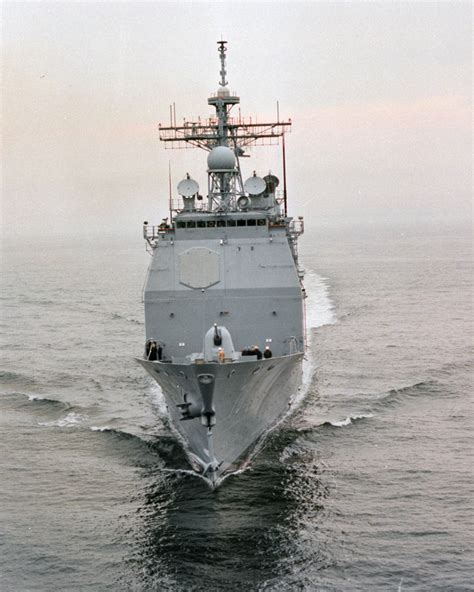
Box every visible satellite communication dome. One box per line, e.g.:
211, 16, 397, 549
207, 146, 236, 171
217, 86, 230, 98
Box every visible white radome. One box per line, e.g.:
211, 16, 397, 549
207, 146, 236, 171
217, 86, 230, 98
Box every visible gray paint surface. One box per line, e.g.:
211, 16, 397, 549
137, 353, 303, 481
145, 224, 304, 360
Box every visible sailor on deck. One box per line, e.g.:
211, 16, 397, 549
264, 346, 272, 359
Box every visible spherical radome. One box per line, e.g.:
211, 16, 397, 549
207, 146, 236, 171
217, 86, 230, 98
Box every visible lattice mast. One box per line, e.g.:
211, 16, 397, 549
158, 41, 291, 213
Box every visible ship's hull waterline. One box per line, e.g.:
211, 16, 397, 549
137, 353, 303, 486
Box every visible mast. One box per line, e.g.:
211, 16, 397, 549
158, 42, 292, 214
216, 40, 229, 146
158, 41, 291, 153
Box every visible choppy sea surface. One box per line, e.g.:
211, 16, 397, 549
1, 224, 472, 591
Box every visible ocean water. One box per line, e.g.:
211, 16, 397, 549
1, 225, 472, 591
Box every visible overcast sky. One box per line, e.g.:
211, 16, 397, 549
2, 1, 472, 236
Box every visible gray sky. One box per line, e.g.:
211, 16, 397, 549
2, 1, 472, 236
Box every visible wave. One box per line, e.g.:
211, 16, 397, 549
90, 425, 112, 432
26, 394, 72, 410
1, 392, 74, 413
88, 425, 158, 445
375, 380, 440, 408
88, 425, 192, 470
88, 426, 156, 440
0, 370, 37, 386
88, 426, 152, 443
310, 380, 440, 432
279, 438, 315, 462
310, 381, 440, 431
88, 425, 151, 445
322, 413, 374, 428
38, 411, 88, 428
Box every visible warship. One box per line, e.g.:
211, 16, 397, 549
137, 41, 305, 487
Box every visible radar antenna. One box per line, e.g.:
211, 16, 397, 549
157, 42, 292, 213
158, 42, 291, 152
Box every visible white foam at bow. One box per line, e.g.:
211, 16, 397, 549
298, 271, 337, 397
150, 383, 168, 415
303, 271, 336, 333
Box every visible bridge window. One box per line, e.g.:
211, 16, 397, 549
179, 218, 266, 229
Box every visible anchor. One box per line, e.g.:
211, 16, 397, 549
176, 390, 200, 421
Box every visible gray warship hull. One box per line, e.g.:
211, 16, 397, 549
138, 353, 303, 482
